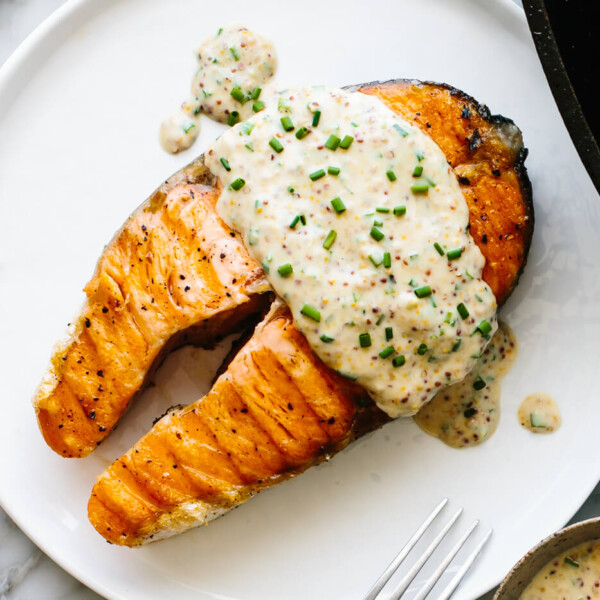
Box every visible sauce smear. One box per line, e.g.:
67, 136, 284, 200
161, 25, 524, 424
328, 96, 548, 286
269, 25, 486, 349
414, 320, 517, 447
160, 25, 277, 153
518, 393, 561, 434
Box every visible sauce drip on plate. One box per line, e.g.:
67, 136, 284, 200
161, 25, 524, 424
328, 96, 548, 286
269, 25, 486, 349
414, 321, 517, 447
160, 25, 277, 153
518, 392, 561, 434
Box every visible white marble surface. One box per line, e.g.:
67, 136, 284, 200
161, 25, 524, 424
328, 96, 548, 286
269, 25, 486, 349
1, 1, 598, 599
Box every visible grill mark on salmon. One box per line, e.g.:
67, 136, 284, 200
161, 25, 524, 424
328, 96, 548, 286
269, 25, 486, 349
34, 162, 272, 458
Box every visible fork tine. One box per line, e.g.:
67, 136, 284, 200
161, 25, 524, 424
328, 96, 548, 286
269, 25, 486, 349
363, 498, 448, 600
387, 508, 463, 600
411, 520, 479, 600
436, 528, 493, 600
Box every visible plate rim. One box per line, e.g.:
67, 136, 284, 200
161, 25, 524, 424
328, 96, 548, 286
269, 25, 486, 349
2, 1, 591, 600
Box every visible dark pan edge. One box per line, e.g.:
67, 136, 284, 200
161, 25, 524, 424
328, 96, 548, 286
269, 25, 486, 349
522, 0, 600, 193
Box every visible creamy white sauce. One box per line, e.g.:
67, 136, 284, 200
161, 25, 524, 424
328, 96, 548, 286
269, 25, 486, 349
160, 25, 277, 154
518, 393, 561, 434
205, 87, 498, 418
520, 539, 600, 599
414, 320, 517, 447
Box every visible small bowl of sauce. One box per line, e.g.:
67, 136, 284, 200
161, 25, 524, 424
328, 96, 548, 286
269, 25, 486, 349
495, 518, 600, 599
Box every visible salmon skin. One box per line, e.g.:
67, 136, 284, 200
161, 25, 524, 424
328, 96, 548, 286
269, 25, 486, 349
85, 80, 533, 546
356, 80, 533, 306
34, 160, 272, 458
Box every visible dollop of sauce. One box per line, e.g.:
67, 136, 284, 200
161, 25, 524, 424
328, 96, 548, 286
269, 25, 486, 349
160, 25, 277, 154
520, 539, 600, 599
205, 86, 498, 418
414, 320, 517, 447
518, 393, 561, 434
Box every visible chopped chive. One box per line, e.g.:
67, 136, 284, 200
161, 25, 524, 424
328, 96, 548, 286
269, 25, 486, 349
385, 327, 393, 340
252, 100, 265, 112
323, 229, 337, 249
327, 166, 340, 175
280, 116, 294, 132
464, 408, 477, 419
269, 138, 284, 153
415, 151, 425, 162
227, 111, 240, 126
310, 169, 326, 181
220, 157, 231, 171
447, 248, 462, 260
359, 333, 372, 348
383, 252, 391, 268
370, 226, 384, 241
230, 87, 246, 103
392, 355, 406, 367
339, 135, 354, 149
408, 279, 417, 288
182, 121, 196, 133
457, 303, 470, 319
288, 186, 295, 193
247, 229, 259, 245
250, 87, 261, 100
230, 178, 245, 191
411, 184, 429, 195
295, 126, 309, 139
217, 27, 223, 35
289, 214, 300, 228
299, 214, 307, 225
261, 261, 270, 274
301, 304, 321, 322
417, 343, 428, 355
320, 334, 335, 343
278, 263, 293, 277
331, 197, 346, 214
373, 219, 383, 227
434, 242, 445, 256
393, 123, 409, 137
564, 556, 580, 568
244, 143, 254, 152
325, 134, 341, 150
530, 413, 546, 428
476, 320, 493, 336
312, 110, 321, 127
393, 205, 407, 217
473, 375, 486, 390
386, 170, 397, 182
240, 121, 254, 135
229, 47, 240, 61
412, 165, 424, 177
368, 254, 382, 267
475, 293, 483, 302
379, 346, 395, 359
414, 285, 432, 298
451, 339, 462, 352
376, 207, 390, 213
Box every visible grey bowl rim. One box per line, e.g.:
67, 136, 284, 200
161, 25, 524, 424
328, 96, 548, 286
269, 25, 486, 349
494, 516, 600, 599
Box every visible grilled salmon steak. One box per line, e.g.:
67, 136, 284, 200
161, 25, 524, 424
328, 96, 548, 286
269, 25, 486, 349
83, 80, 533, 545
31, 78, 532, 542
34, 162, 271, 457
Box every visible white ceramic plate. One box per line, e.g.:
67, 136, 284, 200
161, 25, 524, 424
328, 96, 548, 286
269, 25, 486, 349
1, 1, 599, 598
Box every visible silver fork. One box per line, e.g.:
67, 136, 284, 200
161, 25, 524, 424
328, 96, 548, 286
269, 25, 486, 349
363, 499, 492, 600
